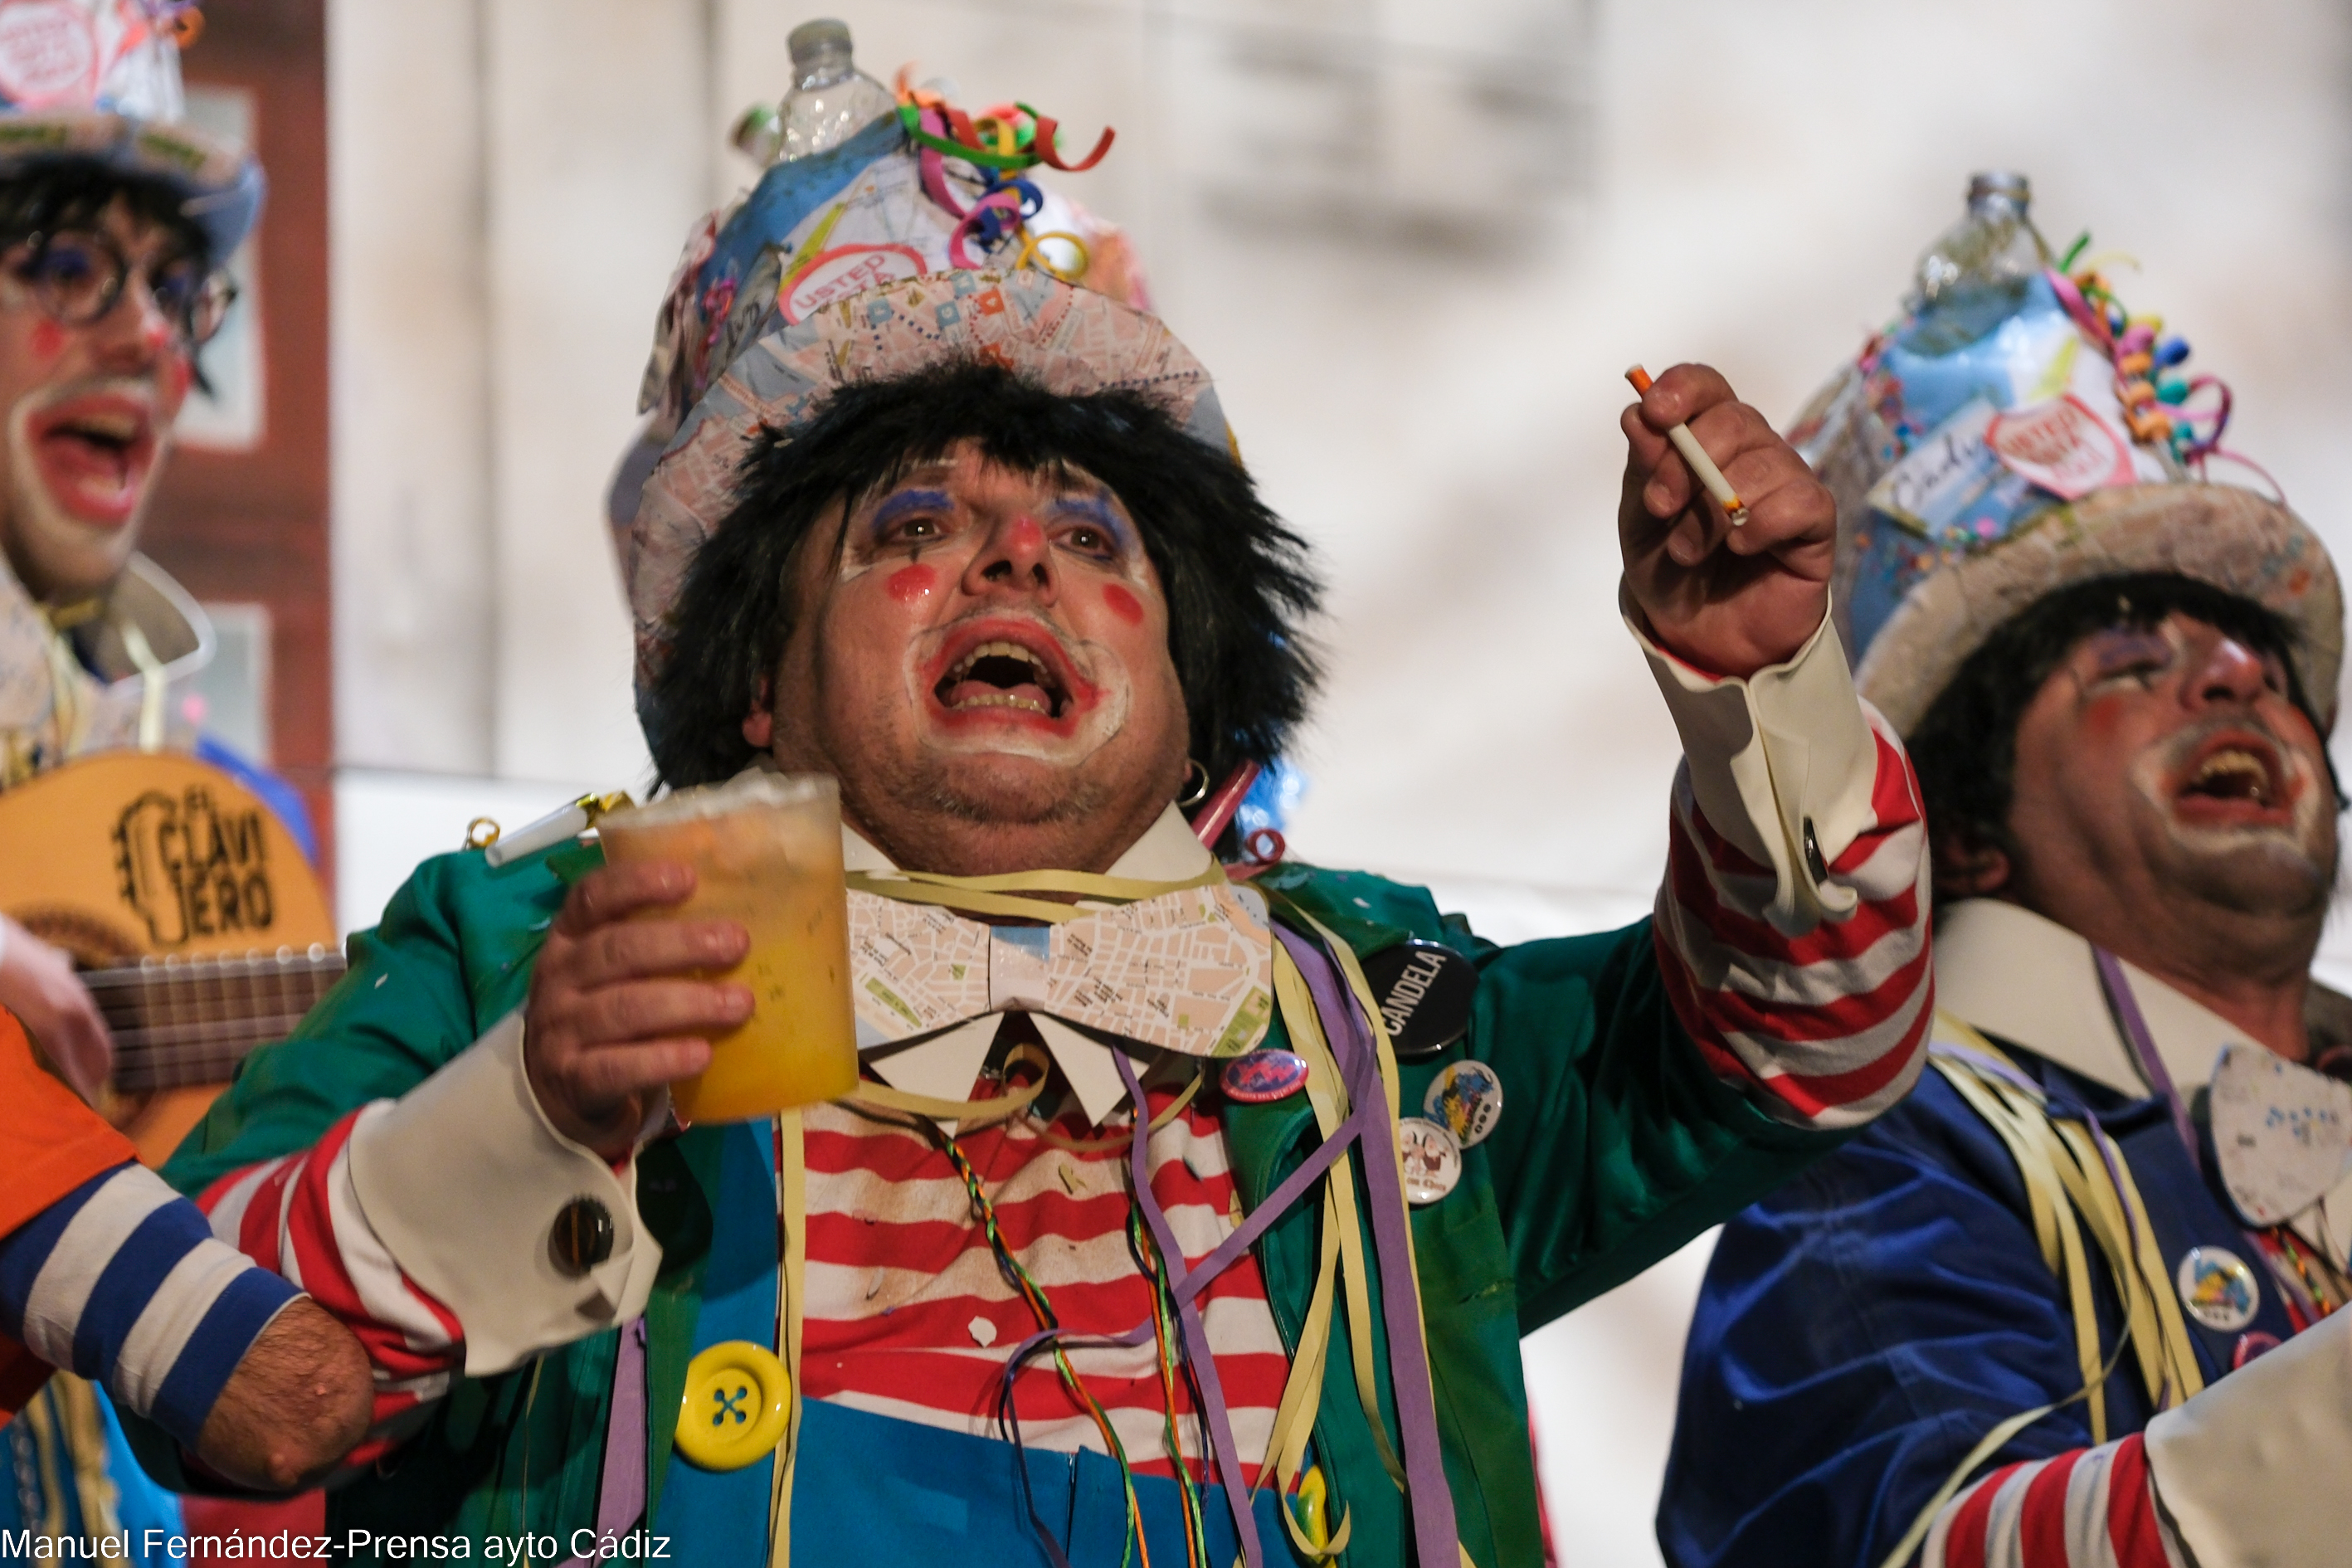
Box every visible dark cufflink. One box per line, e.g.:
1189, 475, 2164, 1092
550, 1195, 616, 1276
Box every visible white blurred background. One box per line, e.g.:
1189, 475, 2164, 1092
323, 2, 2352, 1561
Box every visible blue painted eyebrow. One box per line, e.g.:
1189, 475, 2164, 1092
1048, 491, 1133, 546
870, 488, 953, 528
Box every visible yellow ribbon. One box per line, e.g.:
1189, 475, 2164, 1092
1883, 1015, 2209, 1567
845, 864, 1228, 925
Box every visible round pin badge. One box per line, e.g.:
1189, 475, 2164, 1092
2175, 1245, 2261, 1334
1397, 1117, 1463, 1205
1423, 1060, 1504, 1147
1359, 940, 1478, 1060
1222, 1049, 1310, 1104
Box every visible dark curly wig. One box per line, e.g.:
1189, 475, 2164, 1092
645, 358, 1322, 806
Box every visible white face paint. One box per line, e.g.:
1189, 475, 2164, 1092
3, 373, 169, 600
2126, 710, 2335, 912
901, 606, 1132, 765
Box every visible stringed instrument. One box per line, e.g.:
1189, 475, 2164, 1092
0, 750, 343, 1164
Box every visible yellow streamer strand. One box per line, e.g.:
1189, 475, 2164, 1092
767, 1109, 809, 1568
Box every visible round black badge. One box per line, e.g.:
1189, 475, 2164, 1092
1358, 939, 1477, 1060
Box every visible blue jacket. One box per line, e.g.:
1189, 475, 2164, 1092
1658, 1042, 2296, 1568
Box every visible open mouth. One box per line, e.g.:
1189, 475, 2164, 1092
937, 639, 1070, 719
24, 395, 158, 526
924, 620, 1096, 733
2173, 734, 2291, 822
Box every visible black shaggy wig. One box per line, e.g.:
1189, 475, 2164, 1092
646, 358, 1322, 800
1908, 571, 2335, 893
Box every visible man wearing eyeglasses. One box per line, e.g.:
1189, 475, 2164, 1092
0, 9, 288, 1561
0, 7, 261, 1114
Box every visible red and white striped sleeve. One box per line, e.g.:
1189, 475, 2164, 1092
197, 1104, 462, 1462
1918, 1436, 2184, 1568
1916, 1300, 2352, 1566
1633, 597, 1933, 1131
189, 1014, 665, 1463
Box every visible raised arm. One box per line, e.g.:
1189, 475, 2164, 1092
1449, 368, 1931, 1325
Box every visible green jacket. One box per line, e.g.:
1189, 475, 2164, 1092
158, 844, 1840, 1567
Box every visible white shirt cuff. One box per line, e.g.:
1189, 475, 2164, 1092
344, 1010, 663, 1376
2145, 1307, 2352, 1564
1624, 587, 1879, 933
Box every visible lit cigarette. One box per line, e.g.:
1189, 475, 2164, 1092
1625, 365, 1747, 526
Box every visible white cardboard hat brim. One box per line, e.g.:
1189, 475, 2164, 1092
1853, 483, 2344, 736
627, 267, 1225, 702
0, 110, 263, 256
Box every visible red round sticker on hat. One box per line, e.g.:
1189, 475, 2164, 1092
0, 0, 95, 109
781, 244, 928, 324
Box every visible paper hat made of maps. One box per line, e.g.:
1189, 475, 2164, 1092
626, 267, 1225, 718
0, 0, 262, 258
621, 85, 1222, 731
1794, 187, 2341, 735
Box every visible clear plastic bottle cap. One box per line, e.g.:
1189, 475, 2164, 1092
1966, 171, 2031, 207
788, 18, 852, 65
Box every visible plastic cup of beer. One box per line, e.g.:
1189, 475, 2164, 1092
596, 773, 858, 1121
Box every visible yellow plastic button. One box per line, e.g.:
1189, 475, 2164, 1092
674, 1340, 792, 1471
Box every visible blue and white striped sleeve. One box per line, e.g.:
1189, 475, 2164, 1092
1, 1161, 300, 1448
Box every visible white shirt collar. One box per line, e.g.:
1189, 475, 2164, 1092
1933, 898, 2261, 1099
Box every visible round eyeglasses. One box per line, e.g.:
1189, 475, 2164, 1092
2, 228, 238, 348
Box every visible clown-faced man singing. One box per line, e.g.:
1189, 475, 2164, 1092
1664, 178, 2352, 1568
0, 0, 285, 1103
153, 102, 1930, 1568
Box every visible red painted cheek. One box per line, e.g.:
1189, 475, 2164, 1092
162, 354, 192, 407
885, 564, 937, 605
1102, 583, 1145, 626
27, 319, 62, 359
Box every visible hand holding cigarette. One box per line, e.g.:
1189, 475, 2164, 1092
1626, 365, 1747, 525
1614, 361, 1838, 679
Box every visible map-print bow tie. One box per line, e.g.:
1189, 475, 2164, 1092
845, 871, 1277, 1061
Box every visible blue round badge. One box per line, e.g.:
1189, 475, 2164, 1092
2175, 1245, 2260, 1333
1222, 1049, 1310, 1104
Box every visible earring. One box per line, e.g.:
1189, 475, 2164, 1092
1176, 758, 1210, 808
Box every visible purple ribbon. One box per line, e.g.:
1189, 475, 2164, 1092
2093, 947, 2203, 1176
1113, 1046, 1266, 1566
2092, 946, 2328, 1330
561, 1317, 649, 1566
1000, 928, 1456, 1568
1275, 926, 1462, 1568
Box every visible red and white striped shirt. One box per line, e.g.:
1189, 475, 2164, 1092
799, 1085, 1281, 1479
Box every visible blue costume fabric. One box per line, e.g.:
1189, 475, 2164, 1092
1657, 1040, 2296, 1568
0, 1385, 186, 1567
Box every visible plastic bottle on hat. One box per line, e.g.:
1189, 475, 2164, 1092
1898, 172, 2056, 356
731, 18, 898, 166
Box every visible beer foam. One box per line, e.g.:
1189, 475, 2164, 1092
620, 771, 838, 826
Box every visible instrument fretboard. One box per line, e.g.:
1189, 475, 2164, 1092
92, 945, 347, 1093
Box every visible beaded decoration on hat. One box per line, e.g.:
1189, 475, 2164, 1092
1793, 175, 2341, 734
